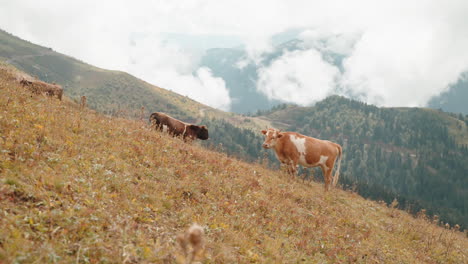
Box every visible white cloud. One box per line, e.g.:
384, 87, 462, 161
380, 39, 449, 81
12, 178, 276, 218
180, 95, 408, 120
150, 67, 231, 111
255, 0, 468, 107
341, 1, 468, 107
257, 49, 340, 106
1, 0, 468, 109
121, 34, 231, 111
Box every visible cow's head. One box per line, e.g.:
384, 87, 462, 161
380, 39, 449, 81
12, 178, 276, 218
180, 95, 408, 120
190, 125, 209, 140
261, 128, 283, 149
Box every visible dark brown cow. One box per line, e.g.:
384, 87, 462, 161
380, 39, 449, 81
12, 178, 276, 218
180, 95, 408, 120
261, 128, 342, 191
20, 79, 63, 100
149, 112, 209, 140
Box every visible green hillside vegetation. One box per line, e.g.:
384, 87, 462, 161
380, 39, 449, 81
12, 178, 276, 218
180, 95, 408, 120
2, 59, 468, 263
259, 96, 468, 229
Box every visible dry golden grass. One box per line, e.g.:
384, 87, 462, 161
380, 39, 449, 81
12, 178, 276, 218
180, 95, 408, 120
0, 68, 467, 263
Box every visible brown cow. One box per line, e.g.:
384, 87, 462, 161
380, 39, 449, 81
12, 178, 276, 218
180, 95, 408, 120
261, 128, 342, 191
149, 112, 209, 140
20, 79, 63, 100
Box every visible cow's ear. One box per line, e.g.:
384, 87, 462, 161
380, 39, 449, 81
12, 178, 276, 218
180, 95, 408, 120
277, 133, 284, 138
261, 130, 267, 135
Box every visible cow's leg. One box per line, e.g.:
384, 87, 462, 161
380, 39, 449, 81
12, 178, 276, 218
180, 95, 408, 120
290, 164, 297, 178
283, 162, 292, 175
288, 161, 297, 179
321, 165, 332, 191
280, 162, 288, 175
183, 135, 194, 143
281, 160, 296, 178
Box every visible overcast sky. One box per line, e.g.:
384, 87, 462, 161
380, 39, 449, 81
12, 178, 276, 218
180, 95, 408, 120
1, 0, 468, 111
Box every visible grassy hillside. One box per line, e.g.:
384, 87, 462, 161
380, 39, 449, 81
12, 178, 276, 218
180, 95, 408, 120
1, 57, 468, 263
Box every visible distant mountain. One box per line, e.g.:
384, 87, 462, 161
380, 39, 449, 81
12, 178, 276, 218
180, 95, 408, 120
199, 48, 281, 114
199, 37, 349, 114
428, 75, 468, 115
199, 39, 308, 114
201, 37, 467, 116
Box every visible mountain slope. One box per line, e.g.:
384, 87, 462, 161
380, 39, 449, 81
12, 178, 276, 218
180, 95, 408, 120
0, 29, 275, 132
0, 28, 216, 121
1, 58, 467, 263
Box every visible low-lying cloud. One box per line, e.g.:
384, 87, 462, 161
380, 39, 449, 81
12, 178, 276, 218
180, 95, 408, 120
341, 12, 468, 107
252, 1, 468, 108
148, 67, 231, 111
257, 49, 339, 106
124, 34, 231, 111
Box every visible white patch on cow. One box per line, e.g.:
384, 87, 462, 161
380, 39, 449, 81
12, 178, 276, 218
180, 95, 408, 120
305, 154, 329, 169
162, 125, 168, 133
264, 129, 278, 148
267, 130, 275, 139
182, 124, 187, 136
290, 135, 307, 165
319, 155, 328, 164
318, 155, 329, 170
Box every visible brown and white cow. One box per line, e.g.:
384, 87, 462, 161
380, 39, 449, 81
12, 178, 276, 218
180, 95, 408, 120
149, 112, 209, 141
261, 128, 342, 191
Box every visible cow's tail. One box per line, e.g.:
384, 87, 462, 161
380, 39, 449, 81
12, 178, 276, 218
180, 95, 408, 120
332, 144, 342, 187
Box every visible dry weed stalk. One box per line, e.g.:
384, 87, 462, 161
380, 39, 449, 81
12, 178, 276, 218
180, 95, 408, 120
177, 223, 205, 264
80, 95, 87, 110
140, 106, 145, 121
